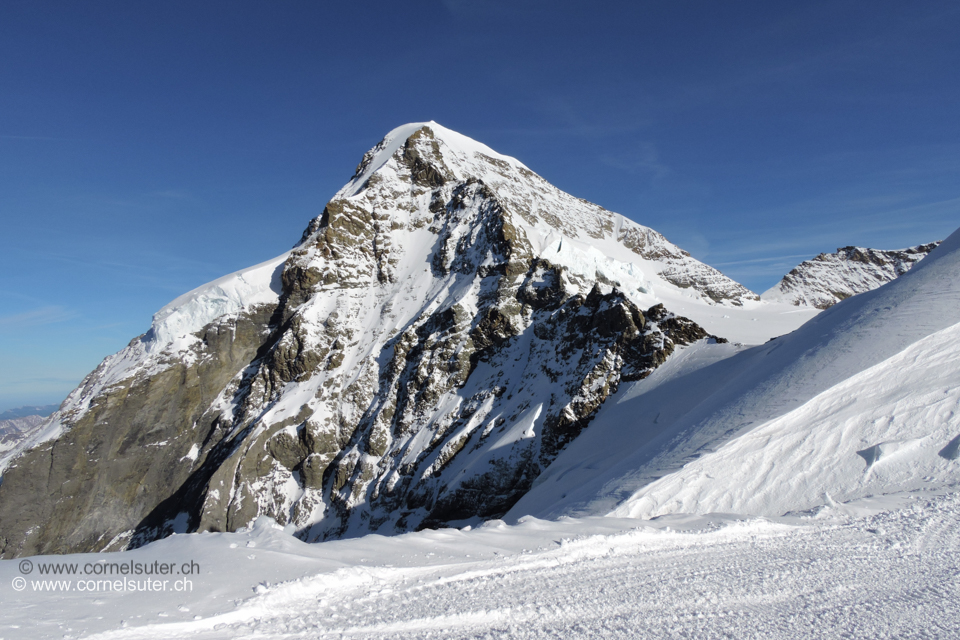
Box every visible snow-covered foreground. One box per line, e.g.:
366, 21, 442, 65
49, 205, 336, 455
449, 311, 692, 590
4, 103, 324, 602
2, 488, 958, 639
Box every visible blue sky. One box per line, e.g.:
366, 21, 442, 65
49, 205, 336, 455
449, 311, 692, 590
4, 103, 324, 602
1, 0, 958, 411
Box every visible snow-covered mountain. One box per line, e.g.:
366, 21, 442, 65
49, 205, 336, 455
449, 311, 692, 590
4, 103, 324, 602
0, 405, 57, 456
512, 226, 960, 521
0, 122, 818, 558
762, 242, 940, 309
1, 126, 955, 639
0, 417, 46, 456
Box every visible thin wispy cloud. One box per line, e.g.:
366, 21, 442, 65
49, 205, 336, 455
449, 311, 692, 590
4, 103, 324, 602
148, 189, 195, 201
599, 142, 671, 182
0, 306, 77, 329
710, 192, 958, 252
712, 254, 814, 267
0, 375, 82, 384
33, 247, 221, 277
472, 94, 652, 144
441, 0, 549, 20
0, 134, 79, 141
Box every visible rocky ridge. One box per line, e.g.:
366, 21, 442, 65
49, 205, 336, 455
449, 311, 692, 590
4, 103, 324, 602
762, 242, 941, 309
0, 123, 741, 557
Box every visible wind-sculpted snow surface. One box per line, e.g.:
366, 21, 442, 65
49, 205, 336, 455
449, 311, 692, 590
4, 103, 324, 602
511, 226, 960, 522
1, 122, 805, 558
1, 489, 958, 639
762, 242, 940, 309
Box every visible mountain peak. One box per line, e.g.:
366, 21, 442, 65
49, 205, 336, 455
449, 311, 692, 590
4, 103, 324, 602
343, 122, 526, 198
762, 241, 941, 309
305, 122, 760, 309
0, 122, 796, 557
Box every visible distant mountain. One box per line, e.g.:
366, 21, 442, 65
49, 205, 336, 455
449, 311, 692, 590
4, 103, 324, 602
0, 417, 48, 456
762, 242, 941, 309
0, 406, 58, 457
0, 122, 815, 558
0, 405, 58, 421
511, 227, 960, 522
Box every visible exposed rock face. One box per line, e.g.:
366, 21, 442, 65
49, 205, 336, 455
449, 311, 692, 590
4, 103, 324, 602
0, 307, 278, 556
762, 243, 941, 309
0, 122, 732, 558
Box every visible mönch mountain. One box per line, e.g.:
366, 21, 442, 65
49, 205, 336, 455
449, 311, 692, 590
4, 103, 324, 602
0, 123, 824, 557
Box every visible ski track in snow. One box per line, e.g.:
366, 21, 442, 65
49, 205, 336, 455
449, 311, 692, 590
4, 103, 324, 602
238, 505, 960, 640
5, 489, 957, 639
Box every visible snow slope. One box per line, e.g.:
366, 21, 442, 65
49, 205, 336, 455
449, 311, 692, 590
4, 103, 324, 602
149, 252, 288, 351
511, 225, 960, 521
1, 488, 957, 639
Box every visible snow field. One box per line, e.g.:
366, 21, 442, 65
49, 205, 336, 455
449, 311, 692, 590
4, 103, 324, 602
2, 489, 958, 639
613, 320, 960, 519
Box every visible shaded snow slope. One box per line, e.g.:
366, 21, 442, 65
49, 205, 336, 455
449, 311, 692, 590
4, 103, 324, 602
612, 321, 960, 518
762, 242, 940, 309
511, 226, 960, 521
